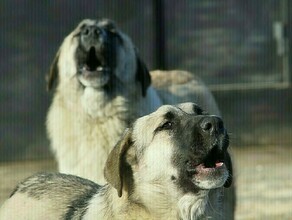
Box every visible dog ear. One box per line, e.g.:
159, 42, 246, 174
104, 128, 133, 197
224, 151, 233, 188
135, 55, 151, 97
46, 51, 60, 91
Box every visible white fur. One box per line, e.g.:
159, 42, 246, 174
0, 194, 62, 220
178, 193, 209, 220
194, 168, 229, 190
47, 19, 166, 184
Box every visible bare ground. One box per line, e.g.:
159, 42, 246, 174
1, 145, 292, 219
231, 145, 292, 220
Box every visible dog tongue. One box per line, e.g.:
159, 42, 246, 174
215, 162, 223, 167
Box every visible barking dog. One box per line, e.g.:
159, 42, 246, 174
46, 18, 220, 184
0, 103, 233, 220
46, 18, 235, 218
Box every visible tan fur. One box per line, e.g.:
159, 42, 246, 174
1, 103, 232, 219
46, 19, 235, 218
47, 19, 161, 182
47, 21, 220, 184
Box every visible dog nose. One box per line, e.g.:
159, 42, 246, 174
81, 26, 107, 50
200, 116, 224, 134
82, 26, 102, 38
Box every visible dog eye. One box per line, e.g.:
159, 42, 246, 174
160, 121, 173, 130
154, 121, 174, 134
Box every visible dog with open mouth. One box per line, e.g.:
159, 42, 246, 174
0, 103, 232, 220
46, 18, 222, 183
46, 18, 235, 218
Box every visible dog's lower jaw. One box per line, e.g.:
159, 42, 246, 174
178, 191, 209, 220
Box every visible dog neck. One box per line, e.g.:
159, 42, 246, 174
85, 181, 219, 219
121, 183, 211, 219
84, 184, 152, 220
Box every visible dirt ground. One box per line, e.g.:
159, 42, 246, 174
1, 145, 292, 219
232, 145, 292, 220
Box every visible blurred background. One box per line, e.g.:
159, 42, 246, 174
1, 0, 291, 219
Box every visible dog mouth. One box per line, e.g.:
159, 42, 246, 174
77, 46, 113, 88
186, 146, 228, 189
80, 47, 112, 75
187, 147, 225, 172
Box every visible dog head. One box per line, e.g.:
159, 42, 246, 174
47, 18, 150, 96
104, 102, 233, 198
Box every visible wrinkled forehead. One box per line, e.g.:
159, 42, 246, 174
145, 102, 204, 116
148, 105, 184, 121
132, 103, 206, 149
133, 105, 178, 132
136, 102, 204, 127
175, 102, 205, 115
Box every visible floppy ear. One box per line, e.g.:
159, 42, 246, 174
104, 128, 133, 197
224, 151, 233, 188
46, 51, 60, 91
135, 55, 151, 97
